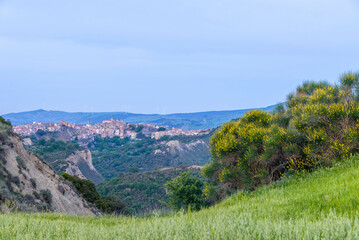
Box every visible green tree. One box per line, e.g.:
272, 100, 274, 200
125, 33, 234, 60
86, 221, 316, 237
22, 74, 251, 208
165, 171, 204, 211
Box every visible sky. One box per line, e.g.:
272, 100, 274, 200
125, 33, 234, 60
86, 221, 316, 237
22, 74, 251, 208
1, 0, 359, 115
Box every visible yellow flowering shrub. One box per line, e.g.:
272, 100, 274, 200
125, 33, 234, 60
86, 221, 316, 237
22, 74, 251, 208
204, 73, 359, 202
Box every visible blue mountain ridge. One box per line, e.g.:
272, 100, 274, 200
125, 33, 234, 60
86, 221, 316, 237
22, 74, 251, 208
3, 104, 280, 130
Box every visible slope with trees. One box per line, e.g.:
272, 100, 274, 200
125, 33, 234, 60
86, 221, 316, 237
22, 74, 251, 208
90, 133, 211, 179
97, 166, 204, 214
60, 173, 130, 215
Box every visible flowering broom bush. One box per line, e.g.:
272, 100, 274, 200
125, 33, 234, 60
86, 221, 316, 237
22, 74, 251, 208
203, 72, 359, 200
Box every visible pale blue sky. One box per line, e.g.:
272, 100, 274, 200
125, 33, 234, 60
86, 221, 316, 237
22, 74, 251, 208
1, 0, 359, 114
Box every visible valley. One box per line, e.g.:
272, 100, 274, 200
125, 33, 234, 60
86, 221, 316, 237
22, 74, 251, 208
13, 118, 214, 214
3, 73, 359, 238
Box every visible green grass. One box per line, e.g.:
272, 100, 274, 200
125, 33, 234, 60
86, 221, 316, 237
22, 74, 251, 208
3, 156, 359, 239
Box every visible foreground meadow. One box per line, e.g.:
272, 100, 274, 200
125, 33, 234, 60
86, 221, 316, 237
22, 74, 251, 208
2, 156, 359, 239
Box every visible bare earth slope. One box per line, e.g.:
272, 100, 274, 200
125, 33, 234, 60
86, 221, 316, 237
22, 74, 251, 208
0, 133, 98, 215
64, 149, 104, 184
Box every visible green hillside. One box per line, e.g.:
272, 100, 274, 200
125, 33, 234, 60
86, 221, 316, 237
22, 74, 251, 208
90, 134, 211, 178
2, 155, 359, 239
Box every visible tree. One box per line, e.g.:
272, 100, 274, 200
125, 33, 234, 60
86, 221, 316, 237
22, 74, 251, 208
129, 166, 140, 173
165, 171, 204, 211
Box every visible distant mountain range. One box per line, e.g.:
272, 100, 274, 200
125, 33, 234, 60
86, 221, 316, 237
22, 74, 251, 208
3, 104, 280, 130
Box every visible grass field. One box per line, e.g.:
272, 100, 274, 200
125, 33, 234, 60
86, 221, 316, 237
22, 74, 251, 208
2, 156, 359, 239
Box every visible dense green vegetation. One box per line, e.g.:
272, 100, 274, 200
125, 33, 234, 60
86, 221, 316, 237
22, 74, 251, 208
204, 72, 359, 201
26, 139, 82, 174
165, 171, 205, 211
97, 167, 203, 214
2, 155, 359, 239
60, 173, 130, 215
90, 134, 211, 178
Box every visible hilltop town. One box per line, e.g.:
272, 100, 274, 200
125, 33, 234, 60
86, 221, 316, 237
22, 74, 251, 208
13, 118, 211, 141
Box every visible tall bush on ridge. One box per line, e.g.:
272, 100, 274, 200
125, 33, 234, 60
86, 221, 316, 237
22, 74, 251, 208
203, 72, 359, 199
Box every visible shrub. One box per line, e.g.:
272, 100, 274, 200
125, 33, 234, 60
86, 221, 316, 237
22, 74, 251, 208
33, 191, 40, 199
97, 196, 131, 215
16, 156, 27, 171
10, 175, 20, 186
39, 189, 52, 205
204, 72, 359, 201
30, 178, 37, 189
22, 194, 35, 205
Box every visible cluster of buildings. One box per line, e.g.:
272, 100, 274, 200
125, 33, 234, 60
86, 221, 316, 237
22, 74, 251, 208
13, 118, 210, 141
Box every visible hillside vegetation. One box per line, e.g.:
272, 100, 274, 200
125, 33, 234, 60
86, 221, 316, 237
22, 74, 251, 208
26, 139, 83, 174
2, 155, 359, 239
60, 173, 130, 216
97, 167, 204, 214
90, 134, 211, 178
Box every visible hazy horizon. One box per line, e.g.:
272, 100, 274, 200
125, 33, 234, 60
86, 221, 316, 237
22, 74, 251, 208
1, 0, 359, 115
2, 102, 280, 116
